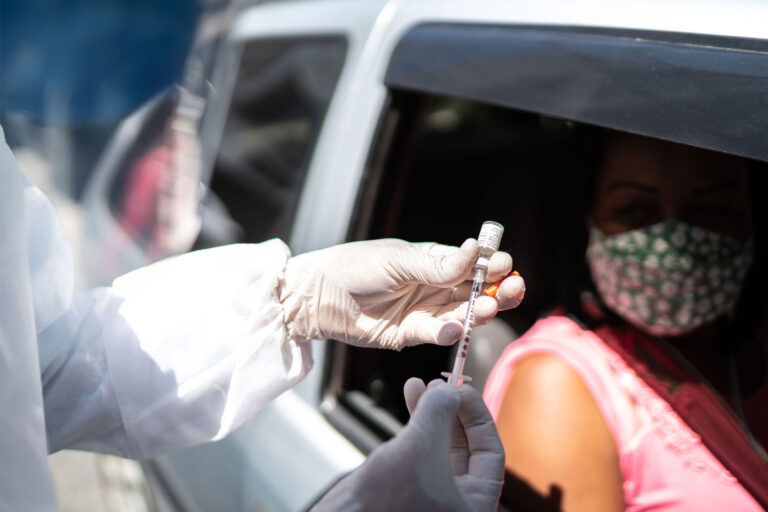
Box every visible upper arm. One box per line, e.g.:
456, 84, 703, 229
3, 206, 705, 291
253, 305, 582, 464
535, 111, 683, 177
495, 353, 625, 512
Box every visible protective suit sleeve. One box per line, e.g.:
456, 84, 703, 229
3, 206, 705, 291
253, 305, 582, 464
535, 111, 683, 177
39, 241, 314, 459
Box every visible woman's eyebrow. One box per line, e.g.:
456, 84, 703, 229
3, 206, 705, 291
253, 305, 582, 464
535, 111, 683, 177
605, 181, 658, 193
692, 183, 741, 196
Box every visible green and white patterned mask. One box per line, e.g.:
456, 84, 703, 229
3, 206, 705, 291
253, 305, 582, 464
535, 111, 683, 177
586, 219, 753, 337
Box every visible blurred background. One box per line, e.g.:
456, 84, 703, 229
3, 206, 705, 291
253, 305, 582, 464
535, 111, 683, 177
3, 0, 237, 509
4, 0, 362, 508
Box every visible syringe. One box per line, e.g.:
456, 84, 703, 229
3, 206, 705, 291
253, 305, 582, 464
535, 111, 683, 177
443, 221, 504, 387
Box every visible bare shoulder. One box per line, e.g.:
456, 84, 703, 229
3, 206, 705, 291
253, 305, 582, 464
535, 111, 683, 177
496, 353, 624, 512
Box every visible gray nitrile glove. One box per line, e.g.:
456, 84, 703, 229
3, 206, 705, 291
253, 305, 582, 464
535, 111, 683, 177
311, 379, 505, 512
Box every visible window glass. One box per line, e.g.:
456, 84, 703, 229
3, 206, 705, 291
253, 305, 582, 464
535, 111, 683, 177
106, 35, 348, 250
209, 36, 347, 244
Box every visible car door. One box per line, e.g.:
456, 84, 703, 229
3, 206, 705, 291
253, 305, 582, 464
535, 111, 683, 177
319, 16, 768, 504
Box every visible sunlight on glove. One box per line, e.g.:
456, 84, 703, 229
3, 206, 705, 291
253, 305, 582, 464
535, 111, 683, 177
311, 378, 505, 512
279, 238, 525, 349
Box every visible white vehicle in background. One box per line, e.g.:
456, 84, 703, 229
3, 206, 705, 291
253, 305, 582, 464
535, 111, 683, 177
82, 0, 768, 510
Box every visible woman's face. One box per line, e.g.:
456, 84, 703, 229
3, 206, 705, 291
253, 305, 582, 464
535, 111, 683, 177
591, 132, 752, 240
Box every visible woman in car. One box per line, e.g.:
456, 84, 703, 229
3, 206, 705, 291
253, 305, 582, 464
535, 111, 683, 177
483, 130, 768, 511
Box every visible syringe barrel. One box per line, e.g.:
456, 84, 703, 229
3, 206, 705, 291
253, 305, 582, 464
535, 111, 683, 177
449, 267, 486, 385
446, 220, 505, 387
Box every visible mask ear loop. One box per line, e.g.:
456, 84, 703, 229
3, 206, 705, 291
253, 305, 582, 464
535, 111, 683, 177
580, 290, 608, 321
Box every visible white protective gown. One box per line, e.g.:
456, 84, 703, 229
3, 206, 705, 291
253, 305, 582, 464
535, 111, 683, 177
0, 126, 313, 510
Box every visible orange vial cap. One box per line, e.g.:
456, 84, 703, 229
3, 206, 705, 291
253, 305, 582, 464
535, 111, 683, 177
483, 271, 520, 298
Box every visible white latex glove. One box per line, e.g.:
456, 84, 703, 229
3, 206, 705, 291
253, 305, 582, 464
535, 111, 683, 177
280, 238, 525, 349
311, 378, 505, 512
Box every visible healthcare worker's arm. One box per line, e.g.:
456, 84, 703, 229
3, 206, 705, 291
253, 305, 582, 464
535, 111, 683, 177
39, 238, 522, 459
39, 241, 310, 459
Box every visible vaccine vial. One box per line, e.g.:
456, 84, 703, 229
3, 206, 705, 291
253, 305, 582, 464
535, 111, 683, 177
475, 221, 504, 271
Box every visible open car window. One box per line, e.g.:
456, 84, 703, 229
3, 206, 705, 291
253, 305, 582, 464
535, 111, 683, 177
322, 24, 768, 453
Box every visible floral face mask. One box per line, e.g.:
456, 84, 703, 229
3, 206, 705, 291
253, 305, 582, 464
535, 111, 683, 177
586, 219, 753, 337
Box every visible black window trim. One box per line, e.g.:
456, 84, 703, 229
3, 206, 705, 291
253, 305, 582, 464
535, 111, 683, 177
385, 23, 768, 163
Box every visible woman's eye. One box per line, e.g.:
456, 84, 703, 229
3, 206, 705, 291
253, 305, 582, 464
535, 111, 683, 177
686, 204, 748, 237
612, 204, 657, 224
688, 205, 737, 218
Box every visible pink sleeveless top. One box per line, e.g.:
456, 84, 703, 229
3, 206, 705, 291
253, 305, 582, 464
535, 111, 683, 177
483, 315, 762, 511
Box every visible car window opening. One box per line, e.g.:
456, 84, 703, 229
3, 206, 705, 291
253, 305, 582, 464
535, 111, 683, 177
331, 90, 767, 440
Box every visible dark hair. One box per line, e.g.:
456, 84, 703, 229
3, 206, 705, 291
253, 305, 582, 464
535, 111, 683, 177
558, 126, 609, 329
733, 163, 768, 341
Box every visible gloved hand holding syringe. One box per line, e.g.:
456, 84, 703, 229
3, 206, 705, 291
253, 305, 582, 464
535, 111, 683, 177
443, 221, 506, 387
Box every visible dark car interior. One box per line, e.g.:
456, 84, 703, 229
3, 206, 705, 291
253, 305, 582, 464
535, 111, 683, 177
333, 92, 605, 435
